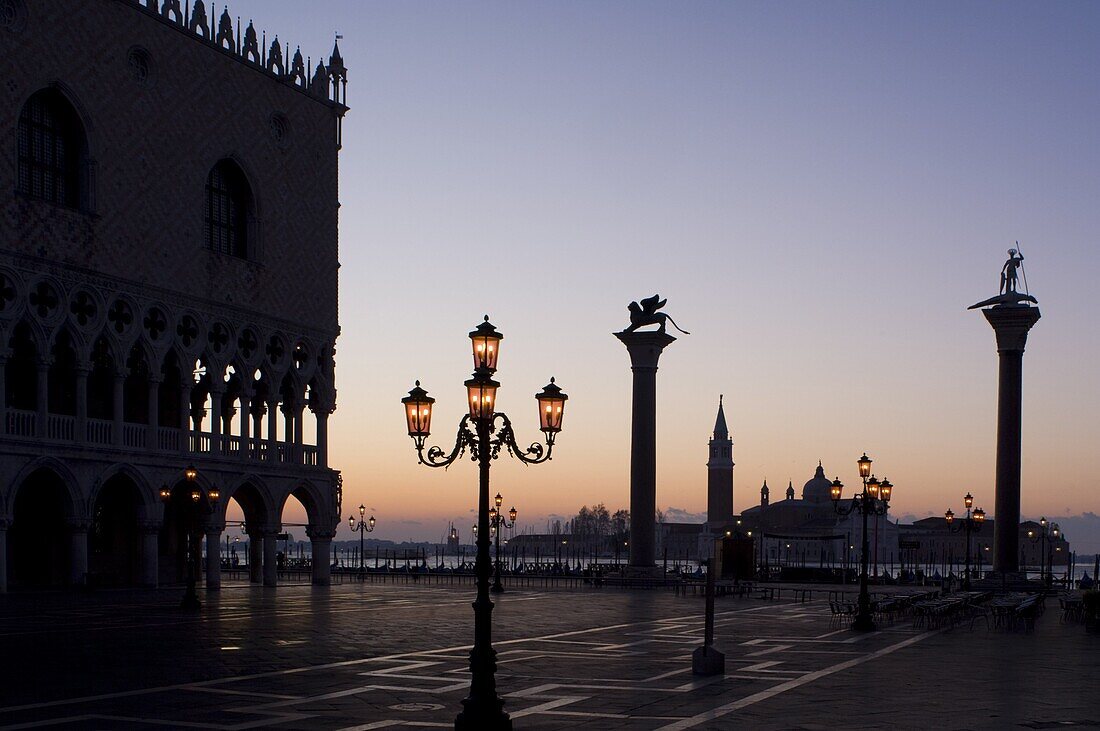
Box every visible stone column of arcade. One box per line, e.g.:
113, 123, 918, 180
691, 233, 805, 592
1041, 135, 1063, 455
69, 518, 90, 587
247, 529, 264, 583
614, 296, 684, 576
308, 527, 334, 586
262, 528, 279, 587
0, 518, 8, 593
970, 249, 1040, 577
140, 520, 160, 587
205, 526, 222, 590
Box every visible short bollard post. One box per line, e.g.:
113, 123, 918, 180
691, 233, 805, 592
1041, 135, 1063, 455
692, 558, 725, 675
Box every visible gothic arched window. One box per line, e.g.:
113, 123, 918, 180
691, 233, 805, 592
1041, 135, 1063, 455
16, 89, 87, 208
204, 160, 251, 258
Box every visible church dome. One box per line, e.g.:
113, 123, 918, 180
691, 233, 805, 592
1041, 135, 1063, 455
802, 462, 833, 504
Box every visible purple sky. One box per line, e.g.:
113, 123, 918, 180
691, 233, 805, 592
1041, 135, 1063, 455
220, 1, 1100, 551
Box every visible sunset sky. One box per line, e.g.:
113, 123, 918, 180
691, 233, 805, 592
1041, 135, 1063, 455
222, 1, 1100, 550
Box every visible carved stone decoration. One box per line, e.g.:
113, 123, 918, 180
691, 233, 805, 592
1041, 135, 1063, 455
310, 62, 328, 98
143, 307, 168, 342
216, 7, 234, 51
265, 334, 286, 368
207, 321, 231, 356
242, 20, 260, 63
0, 270, 20, 315
107, 299, 135, 335
1, 0, 27, 32
289, 47, 306, 87
267, 36, 284, 75
160, 0, 182, 22
189, 0, 210, 39
28, 280, 61, 322
69, 289, 102, 331
621, 294, 690, 335
269, 113, 290, 149
237, 328, 259, 363
176, 314, 200, 351
127, 47, 154, 87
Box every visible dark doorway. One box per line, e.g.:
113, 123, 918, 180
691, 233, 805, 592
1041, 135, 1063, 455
89, 474, 143, 586
9, 468, 72, 588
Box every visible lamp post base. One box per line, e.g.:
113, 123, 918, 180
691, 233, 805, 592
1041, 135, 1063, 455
490, 582, 504, 594
455, 700, 511, 731
181, 584, 201, 611
851, 613, 876, 632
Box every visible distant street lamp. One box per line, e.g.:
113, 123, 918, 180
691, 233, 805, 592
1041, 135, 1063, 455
349, 504, 377, 571
944, 493, 986, 590
159, 466, 218, 610
489, 493, 517, 593
1027, 518, 1059, 588
831, 453, 894, 632
401, 316, 566, 731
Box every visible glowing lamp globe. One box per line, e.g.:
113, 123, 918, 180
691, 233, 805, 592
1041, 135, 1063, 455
879, 478, 892, 502
509, 507, 517, 523
464, 372, 500, 420
830, 478, 844, 502
469, 316, 503, 372
973, 508, 986, 524
964, 492, 974, 510
945, 508, 955, 524
857, 453, 872, 479
535, 378, 568, 434
402, 381, 435, 438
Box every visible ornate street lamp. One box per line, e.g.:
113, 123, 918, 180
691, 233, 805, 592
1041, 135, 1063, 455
160, 467, 219, 610
944, 492, 985, 590
1028, 518, 1059, 588
348, 504, 377, 572
402, 316, 566, 731
831, 452, 894, 632
489, 494, 517, 593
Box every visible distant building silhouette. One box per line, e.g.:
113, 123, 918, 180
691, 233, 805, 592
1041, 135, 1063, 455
0, 0, 348, 592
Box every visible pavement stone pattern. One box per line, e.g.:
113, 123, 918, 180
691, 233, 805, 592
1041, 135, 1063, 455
0, 582, 1095, 729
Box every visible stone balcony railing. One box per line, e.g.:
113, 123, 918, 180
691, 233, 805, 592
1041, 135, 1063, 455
3, 408, 319, 467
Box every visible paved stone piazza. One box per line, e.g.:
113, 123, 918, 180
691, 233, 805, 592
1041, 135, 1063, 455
0, 582, 1095, 730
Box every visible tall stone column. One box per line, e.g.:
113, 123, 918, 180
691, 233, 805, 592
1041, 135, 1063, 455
179, 380, 193, 455
308, 527, 334, 586
981, 305, 1041, 574
0, 519, 8, 593
247, 531, 263, 583
239, 393, 251, 460
267, 397, 280, 463
35, 359, 50, 437
140, 521, 160, 588
75, 366, 88, 443
615, 330, 677, 573
69, 519, 90, 587
262, 529, 278, 587
111, 371, 126, 446
205, 527, 222, 590
209, 388, 223, 455
146, 376, 161, 449
315, 409, 330, 468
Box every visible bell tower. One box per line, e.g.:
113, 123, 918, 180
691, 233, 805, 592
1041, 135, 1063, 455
706, 395, 734, 525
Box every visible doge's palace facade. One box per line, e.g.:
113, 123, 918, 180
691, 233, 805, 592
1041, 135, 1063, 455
0, 0, 348, 591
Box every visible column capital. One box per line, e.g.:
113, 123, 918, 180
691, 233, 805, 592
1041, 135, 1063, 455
138, 520, 163, 534
306, 526, 336, 541
614, 330, 677, 370
981, 305, 1041, 353
66, 517, 92, 532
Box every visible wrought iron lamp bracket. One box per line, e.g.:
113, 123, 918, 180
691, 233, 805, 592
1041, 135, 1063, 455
491, 412, 553, 465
